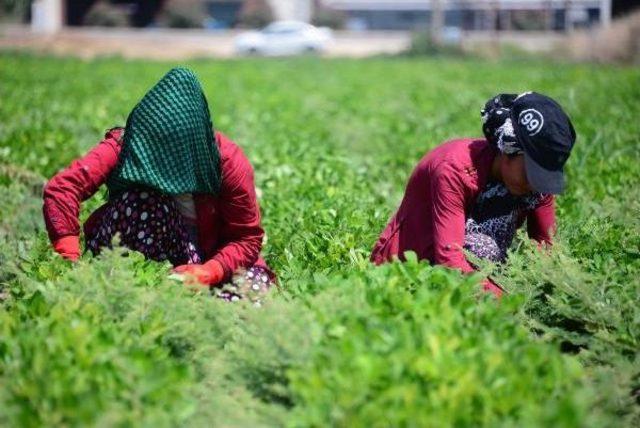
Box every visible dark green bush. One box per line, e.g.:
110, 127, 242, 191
159, 0, 204, 29
312, 7, 345, 30
407, 31, 466, 57
238, 0, 273, 29
0, 0, 30, 22
84, 2, 130, 28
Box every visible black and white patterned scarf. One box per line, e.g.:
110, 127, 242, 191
481, 93, 523, 155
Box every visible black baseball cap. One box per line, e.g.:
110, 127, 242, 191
510, 92, 576, 194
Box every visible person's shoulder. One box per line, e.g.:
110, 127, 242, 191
215, 131, 254, 177
216, 131, 244, 160
104, 126, 125, 142
418, 137, 487, 171
414, 138, 493, 194
430, 138, 488, 162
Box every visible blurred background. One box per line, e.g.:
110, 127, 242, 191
0, 0, 638, 62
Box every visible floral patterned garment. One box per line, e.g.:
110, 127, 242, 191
464, 182, 543, 263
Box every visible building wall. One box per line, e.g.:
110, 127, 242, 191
267, 0, 312, 22
325, 1, 607, 31
345, 9, 430, 30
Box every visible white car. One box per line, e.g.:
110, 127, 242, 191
235, 21, 332, 56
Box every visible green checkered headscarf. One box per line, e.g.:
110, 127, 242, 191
107, 67, 221, 198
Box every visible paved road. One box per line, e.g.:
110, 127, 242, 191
0, 25, 564, 60
0, 26, 412, 59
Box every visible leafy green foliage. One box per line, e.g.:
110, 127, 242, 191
289, 257, 603, 427
0, 53, 638, 426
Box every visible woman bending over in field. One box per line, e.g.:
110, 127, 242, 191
371, 92, 576, 297
43, 67, 273, 300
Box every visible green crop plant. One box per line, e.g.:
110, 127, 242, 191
0, 53, 638, 426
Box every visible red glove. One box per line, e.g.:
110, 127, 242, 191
172, 259, 225, 286
52, 235, 81, 262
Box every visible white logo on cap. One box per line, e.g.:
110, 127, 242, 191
518, 109, 544, 136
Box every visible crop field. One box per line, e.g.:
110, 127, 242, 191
0, 53, 639, 426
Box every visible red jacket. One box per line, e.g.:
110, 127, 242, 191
371, 138, 555, 296
43, 128, 269, 281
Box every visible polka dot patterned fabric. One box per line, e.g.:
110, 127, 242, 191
87, 188, 274, 302
86, 189, 201, 266
216, 266, 273, 303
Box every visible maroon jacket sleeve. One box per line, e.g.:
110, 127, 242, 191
430, 160, 476, 274
527, 194, 556, 245
42, 128, 123, 242
210, 139, 264, 279
430, 160, 503, 297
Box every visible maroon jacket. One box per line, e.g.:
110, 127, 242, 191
371, 138, 555, 296
43, 128, 269, 281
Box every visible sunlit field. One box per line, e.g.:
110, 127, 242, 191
1, 53, 639, 426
